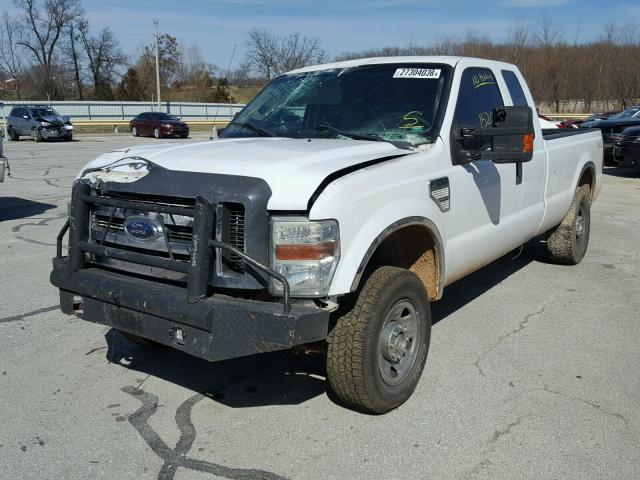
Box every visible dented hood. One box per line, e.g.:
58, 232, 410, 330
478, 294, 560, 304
81, 137, 414, 210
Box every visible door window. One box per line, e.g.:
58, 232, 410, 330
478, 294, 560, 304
453, 68, 504, 129
501, 70, 528, 107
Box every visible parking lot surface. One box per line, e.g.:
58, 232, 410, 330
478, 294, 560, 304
1, 134, 639, 480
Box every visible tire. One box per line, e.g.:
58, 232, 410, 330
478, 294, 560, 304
64, 133, 73, 142
118, 330, 163, 348
31, 128, 42, 142
180, 134, 188, 139
131, 126, 138, 137
153, 127, 161, 139
8, 128, 19, 141
546, 184, 591, 265
326, 266, 431, 414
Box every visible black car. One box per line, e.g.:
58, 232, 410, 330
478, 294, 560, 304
612, 125, 640, 171
580, 106, 640, 156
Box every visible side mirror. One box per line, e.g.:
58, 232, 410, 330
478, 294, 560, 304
452, 106, 535, 164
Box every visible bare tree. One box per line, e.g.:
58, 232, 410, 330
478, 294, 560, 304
508, 13, 530, 67
0, 11, 25, 98
12, 0, 83, 98
67, 16, 87, 99
246, 28, 326, 79
79, 26, 127, 99
245, 28, 278, 79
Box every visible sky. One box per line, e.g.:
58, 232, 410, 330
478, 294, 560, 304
2, 0, 639, 70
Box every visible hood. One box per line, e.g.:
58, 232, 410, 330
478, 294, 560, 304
581, 118, 640, 129
36, 114, 68, 124
81, 137, 416, 210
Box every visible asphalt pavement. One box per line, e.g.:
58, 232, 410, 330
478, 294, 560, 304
1, 134, 639, 480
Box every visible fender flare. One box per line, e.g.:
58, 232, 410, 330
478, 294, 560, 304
576, 160, 596, 197
349, 216, 446, 300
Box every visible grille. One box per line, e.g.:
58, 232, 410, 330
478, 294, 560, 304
224, 204, 246, 272
95, 214, 193, 243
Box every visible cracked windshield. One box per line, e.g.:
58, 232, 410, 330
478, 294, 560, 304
223, 64, 451, 147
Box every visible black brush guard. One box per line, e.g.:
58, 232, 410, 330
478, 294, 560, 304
50, 171, 330, 362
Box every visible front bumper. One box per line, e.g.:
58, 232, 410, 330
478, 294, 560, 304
40, 125, 73, 139
51, 257, 329, 362
613, 144, 640, 169
161, 125, 189, 136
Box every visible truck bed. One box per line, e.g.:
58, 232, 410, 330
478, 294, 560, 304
542, 128, 594, 141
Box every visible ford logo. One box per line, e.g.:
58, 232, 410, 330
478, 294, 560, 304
123, 216, 161, 241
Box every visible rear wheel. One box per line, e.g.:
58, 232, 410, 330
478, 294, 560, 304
326, 266, 431, 414
8, 128, 19, 141
153, 127, 161, 139
131, 126, 138, 137
547, 184, 591, 264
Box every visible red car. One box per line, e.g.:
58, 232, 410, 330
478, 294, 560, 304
130, 112, 189, 139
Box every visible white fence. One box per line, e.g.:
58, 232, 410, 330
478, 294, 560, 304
0, 100, 245, 121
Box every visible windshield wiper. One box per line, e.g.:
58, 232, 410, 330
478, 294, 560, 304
315, 125, 413, 150
238, 121, 274, 137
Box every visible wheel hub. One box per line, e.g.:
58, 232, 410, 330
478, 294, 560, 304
382, 324, 409, 362
377, 299, 420, 386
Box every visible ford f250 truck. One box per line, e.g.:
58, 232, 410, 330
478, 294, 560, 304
51, 57, 603, 413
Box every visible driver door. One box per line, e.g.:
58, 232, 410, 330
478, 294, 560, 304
445, 66, 525, 282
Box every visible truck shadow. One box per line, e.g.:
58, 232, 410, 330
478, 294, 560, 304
104, 329, 328, 408
0, 196, 57, 221
431, 238, 545, 325
103, 239, 547, 408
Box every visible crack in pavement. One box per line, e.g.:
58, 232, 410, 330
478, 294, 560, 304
504, 384, 629, 427
14, 235, 57, 247
0, 305, 60, 324
122, 373, 291, 480
460, 416, 526, 479
473, 307, 546, 377
540, 384, 628, 426
12, 213, 67, 232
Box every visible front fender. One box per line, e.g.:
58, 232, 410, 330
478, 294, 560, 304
308, 153, 447, 297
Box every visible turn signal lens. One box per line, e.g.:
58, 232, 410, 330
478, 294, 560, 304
523, 133, 535, 153
276, 242, 336, 260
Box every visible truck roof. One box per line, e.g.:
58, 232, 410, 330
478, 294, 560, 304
287, 56, 516, 75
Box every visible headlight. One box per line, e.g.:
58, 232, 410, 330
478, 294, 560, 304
40, 121, 52, 127
634, 136, 640, 143
161, 123, 172, 128
270, 217, 339, 297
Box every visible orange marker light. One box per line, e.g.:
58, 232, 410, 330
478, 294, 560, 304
523, 133, 535, 153
276, 242, 336, 261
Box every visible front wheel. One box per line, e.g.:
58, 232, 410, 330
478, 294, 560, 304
153, 127, 161, 139
31, 127, 42, 142
546, 184, 591, 264
131, 126, 138, 137
8, 128, 19, 141
326, 266, 431, 414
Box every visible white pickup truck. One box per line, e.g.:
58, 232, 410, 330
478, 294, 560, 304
51, 56, 603, 413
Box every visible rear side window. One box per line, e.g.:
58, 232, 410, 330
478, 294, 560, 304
453, 68, 503, 128
501, 70, 528, 107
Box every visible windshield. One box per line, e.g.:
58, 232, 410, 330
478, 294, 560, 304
156, 113, 180, 121
30, 108, 58, 118
222, 63, 452, 147
610, 106, 640, 120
